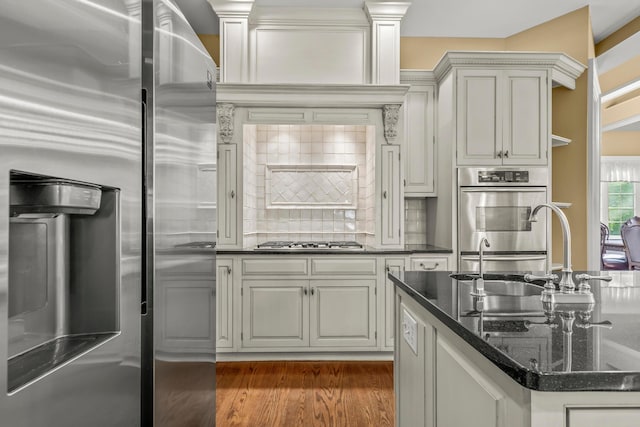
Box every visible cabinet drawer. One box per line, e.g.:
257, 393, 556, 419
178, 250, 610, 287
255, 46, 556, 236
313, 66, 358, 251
311, 258, 377, 275
567, 407, 640, 426
409, 257, 448, 272
242, 258, 308, 275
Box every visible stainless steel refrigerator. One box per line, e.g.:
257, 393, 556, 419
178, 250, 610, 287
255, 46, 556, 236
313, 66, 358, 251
0, 0, 217, 425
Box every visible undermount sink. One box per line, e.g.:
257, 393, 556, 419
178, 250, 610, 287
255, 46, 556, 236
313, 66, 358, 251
477, 280, 543, 297
455, 277, 545, 316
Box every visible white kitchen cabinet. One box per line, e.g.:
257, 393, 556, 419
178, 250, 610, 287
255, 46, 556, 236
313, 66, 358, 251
456, 69, 502, 166
565, 408, 640, 427
384, 258, 405, 349
400, 75, 436, 196
156, 256, 216, 357
409, 256, 449, 272
456, 69, 548, 166
232, 255, 383, 352
502, 70, 548, 165
241, 279, 309, 348
436, 336, 506, 427
309, 279, 376, 347
217, 144, 238, 246
396, 302, 432, 427
380, 144, 402, 246
216, 258, 234, 349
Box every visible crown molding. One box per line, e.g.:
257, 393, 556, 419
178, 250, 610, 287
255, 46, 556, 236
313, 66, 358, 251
250, 6, 369, 27
364, 1, 412, 21
399, 69, 437, 86
207, 0, 254, 18
433, 51, 586, 89
217, 83, 410, 108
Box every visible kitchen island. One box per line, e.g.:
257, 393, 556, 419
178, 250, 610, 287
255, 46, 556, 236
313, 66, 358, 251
389, 270, 640, 427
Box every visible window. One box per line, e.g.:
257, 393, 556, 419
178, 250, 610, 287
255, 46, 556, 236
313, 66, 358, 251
604, 182, 636, 235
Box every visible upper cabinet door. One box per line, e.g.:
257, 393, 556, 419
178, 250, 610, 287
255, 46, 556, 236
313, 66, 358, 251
217, 144, 238, 246
456, 69, 502, 166
502, 70, 548, 165
380, 144, 402, 246
403, 85, 436, 196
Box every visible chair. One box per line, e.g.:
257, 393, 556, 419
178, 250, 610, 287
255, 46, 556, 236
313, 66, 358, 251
621, 217, 640, 270
600, 222, 628, 270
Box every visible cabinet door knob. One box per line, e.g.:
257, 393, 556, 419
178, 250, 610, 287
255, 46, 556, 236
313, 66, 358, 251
226, 266, 231, 274
383, 190, 387, 199
497, 150, 503, 158
311, 287, 315, 296
503, 150, 509, 158
230, 190, 235, 198
303, 288, 308, 296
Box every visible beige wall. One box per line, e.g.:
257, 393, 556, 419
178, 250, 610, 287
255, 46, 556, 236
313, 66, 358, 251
197, 34, 220, 66
400, 7, 592, 269
599, 55, 640, 94
400, 37, 506, 69
596, 16, 640, 56
506, 7, 591, 270
602, 131, 640, 156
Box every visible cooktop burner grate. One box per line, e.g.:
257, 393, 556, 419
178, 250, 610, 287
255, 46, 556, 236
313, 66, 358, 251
256, 241, 363, 250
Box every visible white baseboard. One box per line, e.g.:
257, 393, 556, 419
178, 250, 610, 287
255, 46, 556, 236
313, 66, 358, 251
216, 351, 393, 362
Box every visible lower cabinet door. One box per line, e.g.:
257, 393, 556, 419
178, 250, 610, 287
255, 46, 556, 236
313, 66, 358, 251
242, 280, 309, 348
156, 278, 216, 354
309, 279, 376, 347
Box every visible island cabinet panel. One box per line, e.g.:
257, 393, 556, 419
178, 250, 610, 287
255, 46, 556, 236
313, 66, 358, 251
309, 279, 376, 347
241, 280, 309, 348
396, 302, 435, 427
566, 408, 640, 427
436, 336, 505, 427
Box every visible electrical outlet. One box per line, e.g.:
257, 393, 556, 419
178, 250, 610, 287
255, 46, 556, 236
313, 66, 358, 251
402, 308, 418, 355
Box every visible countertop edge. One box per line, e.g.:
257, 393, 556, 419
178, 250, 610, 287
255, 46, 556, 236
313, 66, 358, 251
388, 272, 640, 393
216, 248, 453, 255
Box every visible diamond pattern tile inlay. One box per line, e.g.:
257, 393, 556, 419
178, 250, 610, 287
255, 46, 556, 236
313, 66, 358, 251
267, 165, 358, 209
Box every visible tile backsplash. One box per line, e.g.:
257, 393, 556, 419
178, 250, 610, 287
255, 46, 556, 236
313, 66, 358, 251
243, 124, 375, 246
405, 198, 428, 245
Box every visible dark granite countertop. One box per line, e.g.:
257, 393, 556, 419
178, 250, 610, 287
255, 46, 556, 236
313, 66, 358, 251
389, 270, 640, 392
216, 244, 452, 255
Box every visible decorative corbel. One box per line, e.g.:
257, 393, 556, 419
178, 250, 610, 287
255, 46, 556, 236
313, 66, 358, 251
217, 103, 235, 144
382, 104, 401, 143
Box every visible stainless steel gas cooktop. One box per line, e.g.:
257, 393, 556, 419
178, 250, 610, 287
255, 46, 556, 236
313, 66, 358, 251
255, 241, 363, 251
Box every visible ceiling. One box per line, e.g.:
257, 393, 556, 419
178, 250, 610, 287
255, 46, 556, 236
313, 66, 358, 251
174, 0, 640, 43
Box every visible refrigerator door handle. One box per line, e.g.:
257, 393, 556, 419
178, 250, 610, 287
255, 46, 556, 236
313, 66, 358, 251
141, 89, 148, 315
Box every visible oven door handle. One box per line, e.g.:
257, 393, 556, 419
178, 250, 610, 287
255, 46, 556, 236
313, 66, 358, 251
461, 255, 547, 262
460, 187, 546, 193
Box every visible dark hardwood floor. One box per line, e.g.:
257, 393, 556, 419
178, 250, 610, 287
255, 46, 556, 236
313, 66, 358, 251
216, 361, 395, 427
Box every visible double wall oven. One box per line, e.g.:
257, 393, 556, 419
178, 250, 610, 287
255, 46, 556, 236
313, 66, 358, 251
458, 167, 549, 272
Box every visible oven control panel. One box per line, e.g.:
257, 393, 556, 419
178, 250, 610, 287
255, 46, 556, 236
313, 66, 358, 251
478, 170, 529, 183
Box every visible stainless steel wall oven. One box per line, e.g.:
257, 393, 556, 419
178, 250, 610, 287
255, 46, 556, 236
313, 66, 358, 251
458, 167, 549, 272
